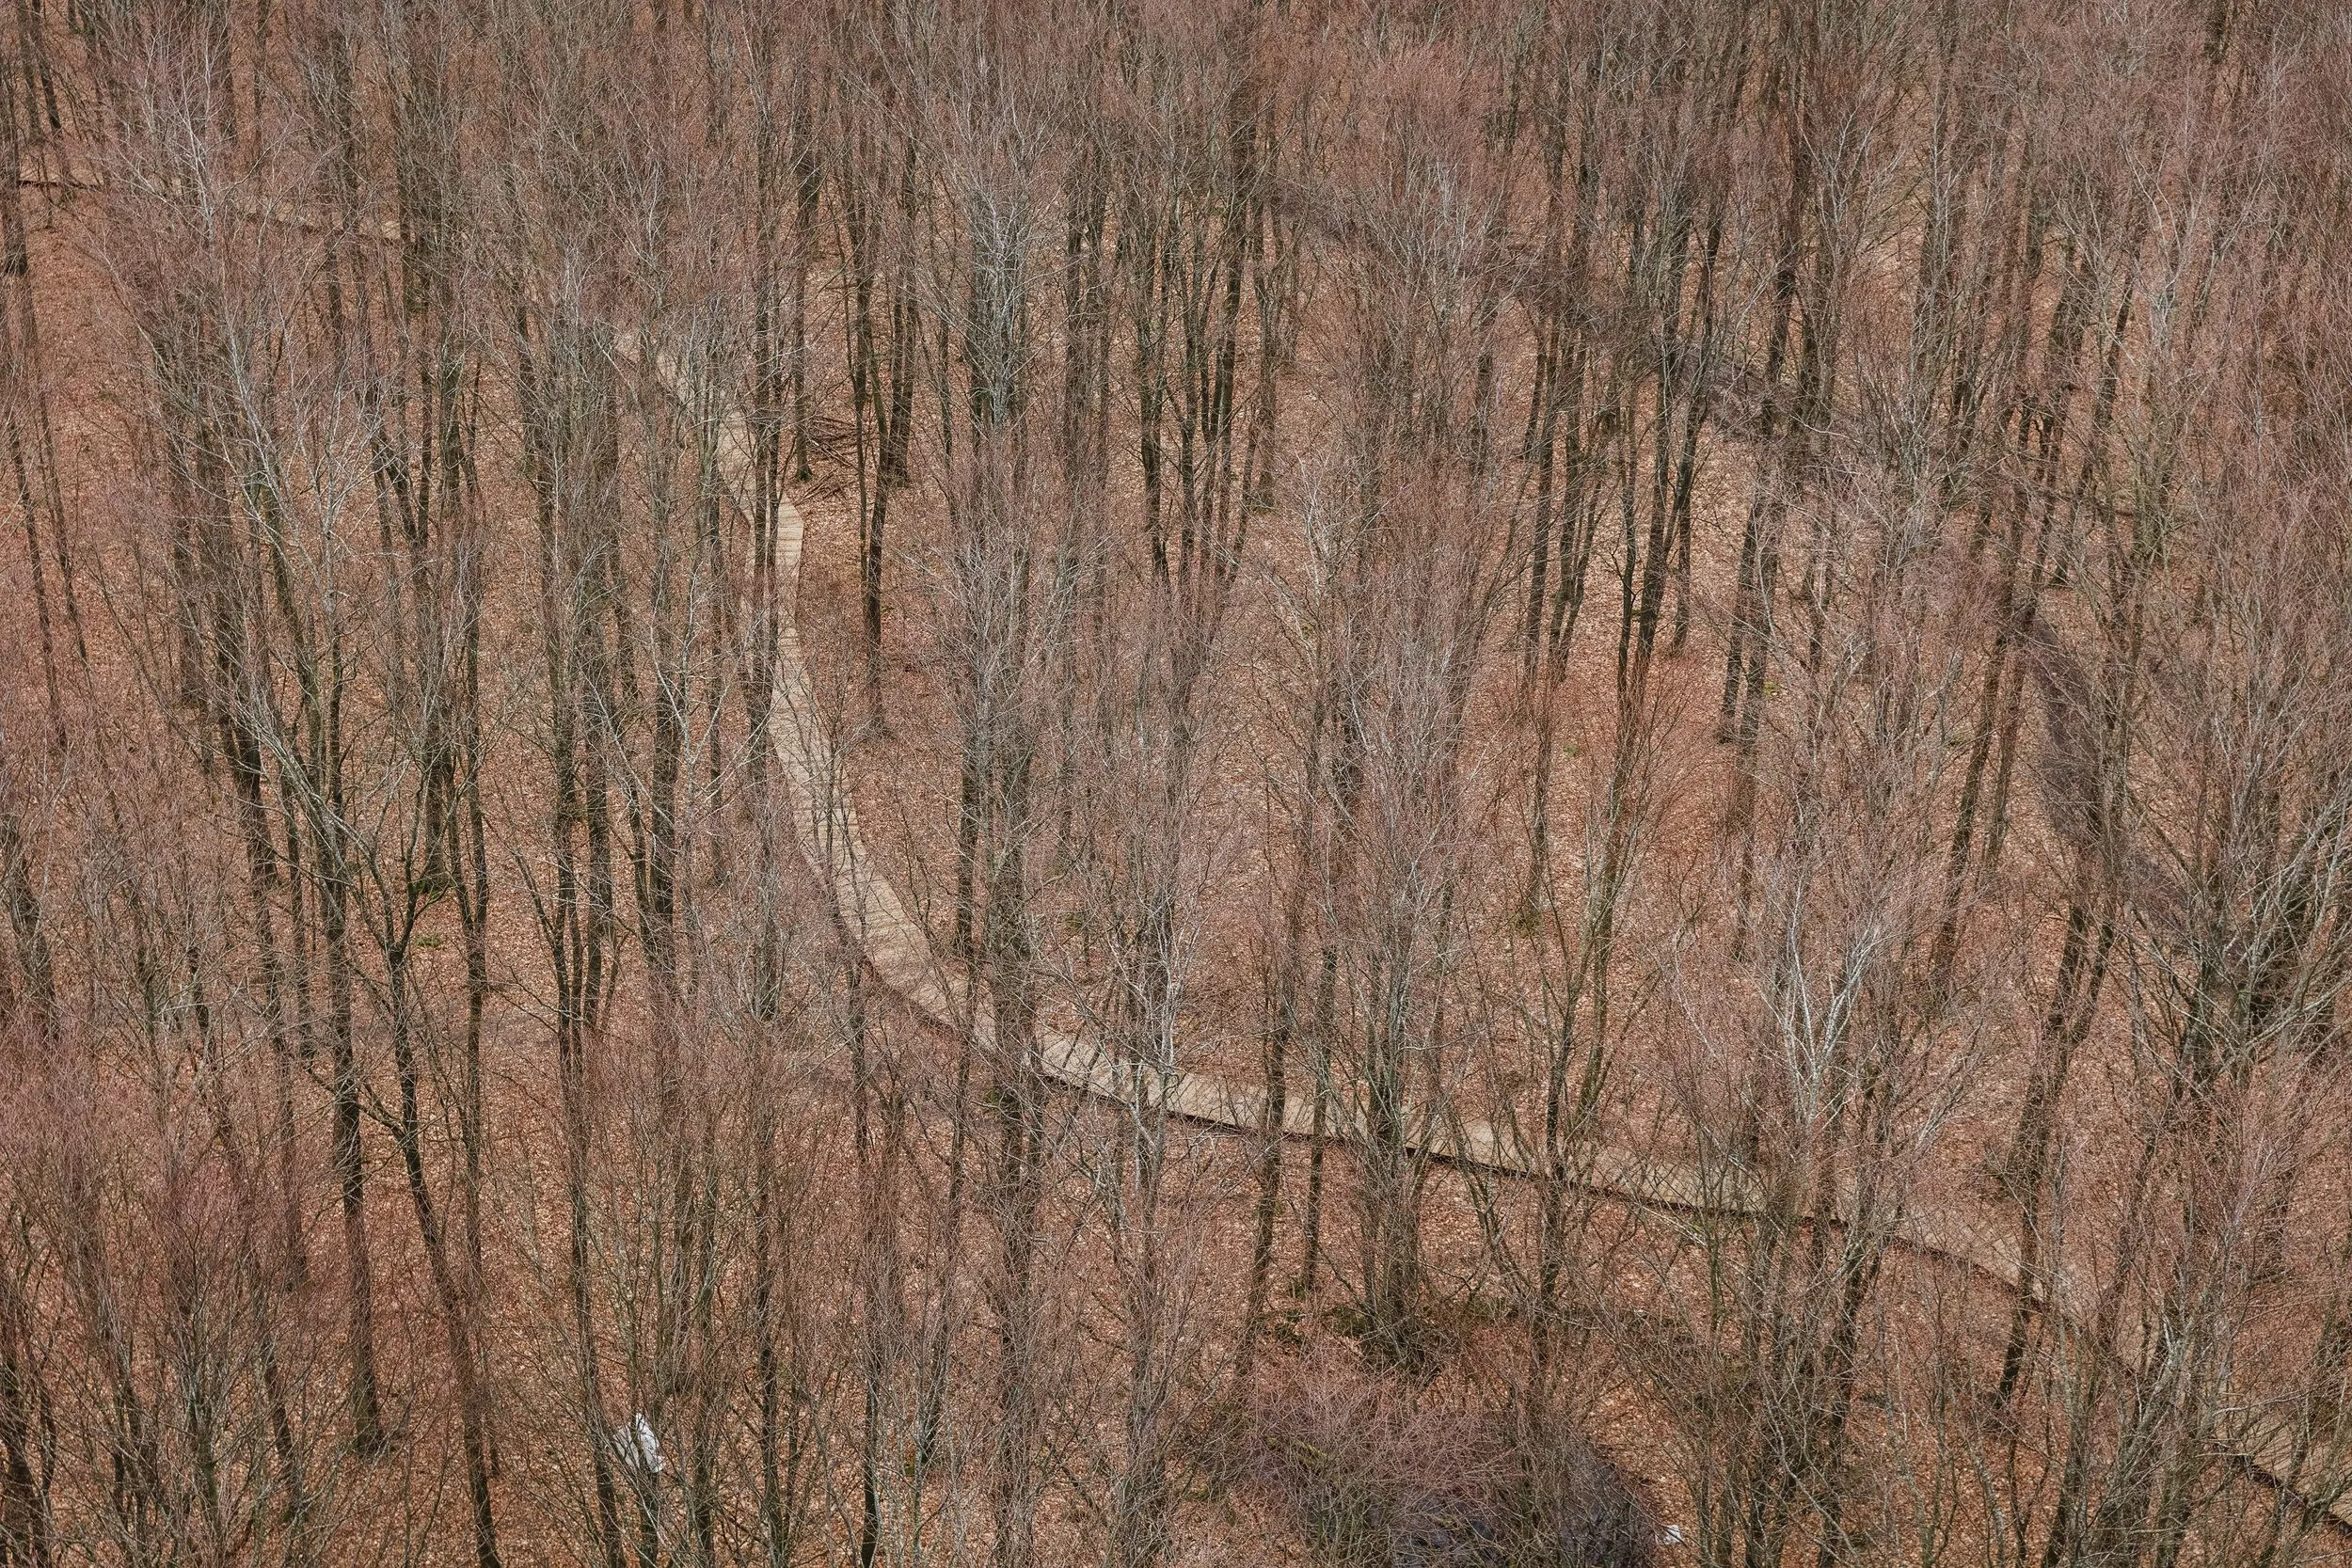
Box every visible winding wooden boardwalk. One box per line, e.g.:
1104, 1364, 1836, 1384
17, 150, 2347, 1541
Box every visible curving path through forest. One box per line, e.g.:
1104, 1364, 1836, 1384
14, 149, 2347, 1542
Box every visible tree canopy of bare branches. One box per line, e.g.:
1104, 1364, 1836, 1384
6, 3, 2352, 1566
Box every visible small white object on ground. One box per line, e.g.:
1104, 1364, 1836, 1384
612, 1412, 664, 1475
1661, 1524, 1684, 1544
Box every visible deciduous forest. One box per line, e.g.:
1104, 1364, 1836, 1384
5, 1, 2352, 1564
